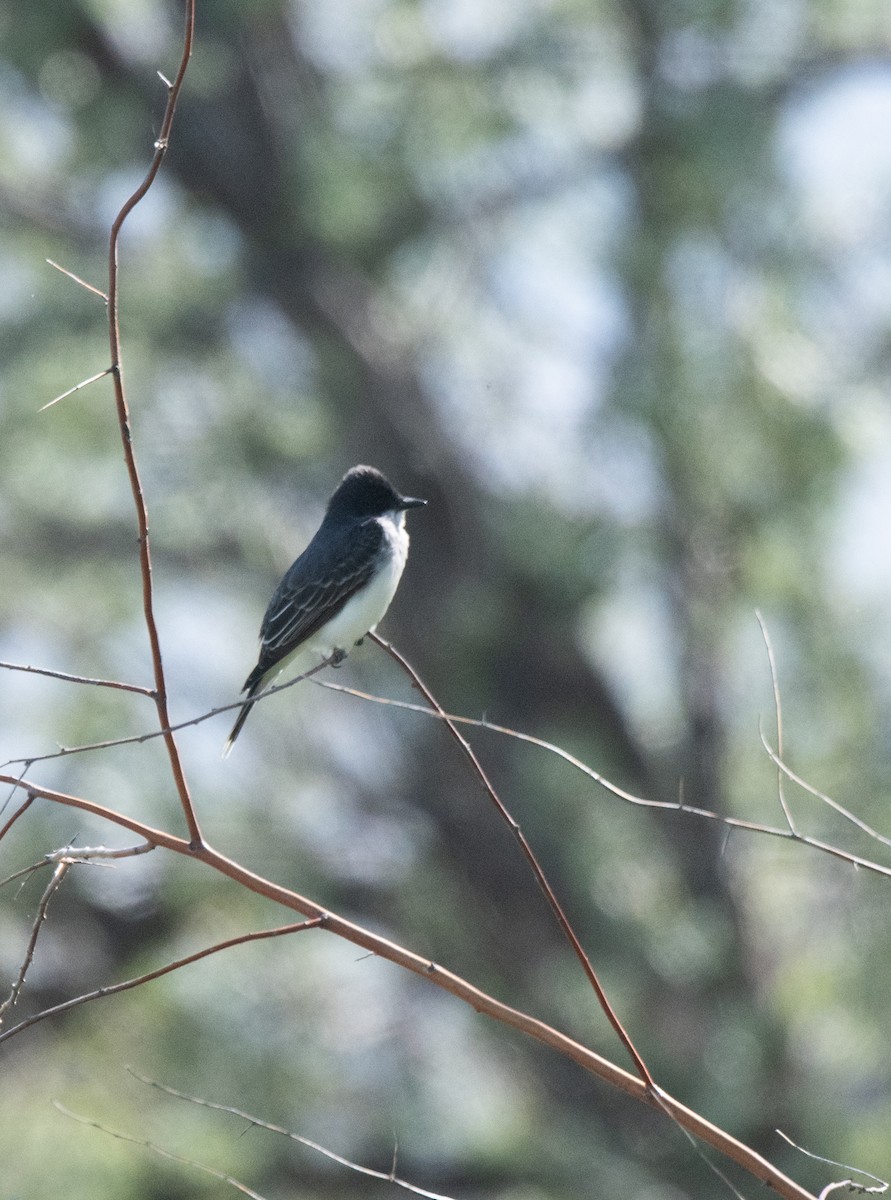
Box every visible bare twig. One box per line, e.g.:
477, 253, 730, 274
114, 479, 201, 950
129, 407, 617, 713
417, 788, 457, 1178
0, 918, 322, 1046
760, 735, 891, 850
45, 257, 108, 301
7, 674, 890, 881
45, 840, 157, 864
756, 610, 797, 834
129, 1071, 457, 1199
0, 657, 334, 771
648, 1087, 749, 1200
370, 634, 653, 1086
12, 671, 883, 886
0, 770, 817, 1198
54, 1104, 267, 1199
0, 859, 49, 890
315, 680, 891, 879
0, 791, 35, 843
1, 842, 154, 890
0, 660, 154, 697
776, 1130, 887, 1198
39, 367, 114, 412
103, 0, 201, 846
0, 861, 70, 1025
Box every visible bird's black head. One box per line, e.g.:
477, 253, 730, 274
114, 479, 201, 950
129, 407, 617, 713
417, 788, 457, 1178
326, 465, 427, 520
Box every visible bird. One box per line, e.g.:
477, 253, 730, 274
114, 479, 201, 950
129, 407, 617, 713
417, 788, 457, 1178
223, 465, 426, 756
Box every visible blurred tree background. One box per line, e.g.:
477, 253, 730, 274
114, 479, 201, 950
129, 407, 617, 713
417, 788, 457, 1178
2, 0, 891, 1196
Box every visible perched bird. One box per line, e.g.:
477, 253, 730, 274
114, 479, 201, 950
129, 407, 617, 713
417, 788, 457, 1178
223, 465, 426, 756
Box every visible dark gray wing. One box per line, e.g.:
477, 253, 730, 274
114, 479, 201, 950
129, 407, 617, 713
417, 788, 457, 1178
243, 518, 384, 693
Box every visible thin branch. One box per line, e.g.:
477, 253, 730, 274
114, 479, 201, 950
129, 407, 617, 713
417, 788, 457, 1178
0, 842, 153, 891
0, 771, 817, 1198
54, 1104, 268, 1200
45, 257, 108, 301
104, 0, 201, 847
13, 668, 879, 887
649, 1087, 749, 1200
0, 861, 70, 1025
776, 1130, 887, 1198
39, 367, 114, 412
44, 841, 156, 863
129, 1071, 457, 1200
0, 859, 49, 891
761, 735, 891, 850
756, 610, 796, 833
315, 679, 891, 878
7, 676, 889, 882
0, 776, 189, 850
370, 633, 653, 1086
0, 657, 333, 771
318, 679, 650, 804
0, 791, 35, 843
0, 660, 154, 697
0, 919, 322, 1046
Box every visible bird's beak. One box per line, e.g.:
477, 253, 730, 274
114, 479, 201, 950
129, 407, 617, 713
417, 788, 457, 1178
399, 495, 427, 510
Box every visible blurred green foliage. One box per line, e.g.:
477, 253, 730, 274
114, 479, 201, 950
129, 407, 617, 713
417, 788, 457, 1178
2, 0, 891, 1196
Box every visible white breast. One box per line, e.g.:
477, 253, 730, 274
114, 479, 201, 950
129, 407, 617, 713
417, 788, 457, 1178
301, 509, 409, 663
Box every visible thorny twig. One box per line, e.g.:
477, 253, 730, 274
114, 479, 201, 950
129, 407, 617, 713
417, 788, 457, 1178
0, 790, 35, 843
0, 919, 323, 1046
103, 0, 201, 846
0, 860, 70, 1025
370, 633, 654, 1086
314, 679, 891, 878
54, 1103, 267, 1200
777, 1130, 888, 1199
129, 1070, 457, 1199
756, 609, 797, 834
0, 657, 337, 771
0, 660, 154, 696
0, 776, 818, 1198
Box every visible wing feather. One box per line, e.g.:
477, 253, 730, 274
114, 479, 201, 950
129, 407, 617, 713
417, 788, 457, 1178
243, 518, 383, 690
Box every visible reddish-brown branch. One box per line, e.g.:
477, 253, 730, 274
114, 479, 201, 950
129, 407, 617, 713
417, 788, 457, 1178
0, 791, 35, 844
0, 770, 816, 1199
104, 0, 202, 847
370, 632, 654, 1087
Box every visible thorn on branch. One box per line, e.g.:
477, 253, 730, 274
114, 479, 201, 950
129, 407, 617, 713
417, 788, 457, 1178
45, 259, 108, 302
40, 367, 114, 412
0, 861, 70, 1026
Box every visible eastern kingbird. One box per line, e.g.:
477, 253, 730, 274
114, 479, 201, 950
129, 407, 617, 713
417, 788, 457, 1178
223, 465, 426, 756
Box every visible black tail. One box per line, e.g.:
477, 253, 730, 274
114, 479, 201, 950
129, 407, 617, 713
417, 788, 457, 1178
222, 691, 257, 758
